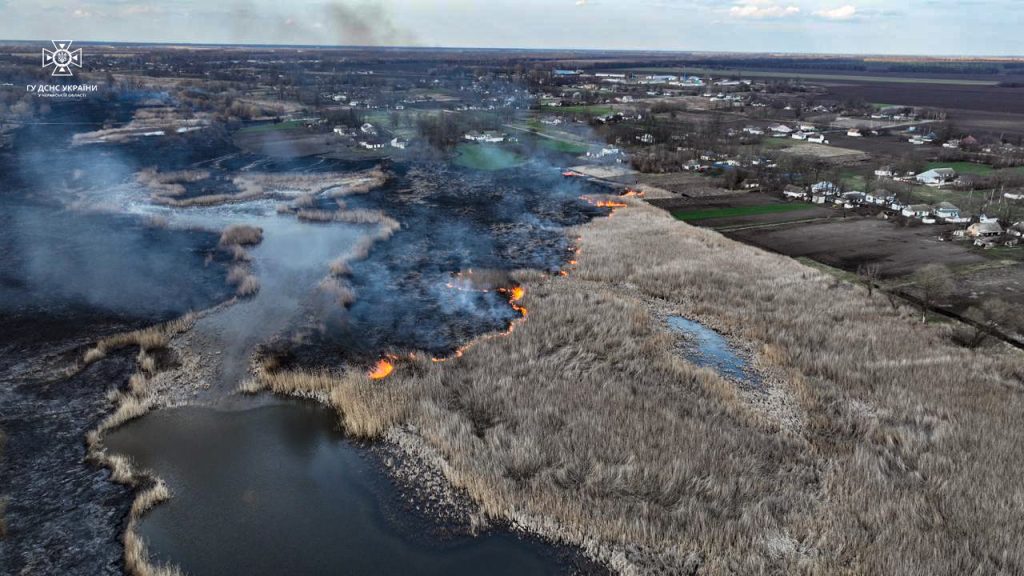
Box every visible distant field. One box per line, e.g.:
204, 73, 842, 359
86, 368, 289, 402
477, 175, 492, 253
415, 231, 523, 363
672, 203, 812, 221
613, 67, 1000, 86
546, 105, 614, 116
926, 161, 995, 175
537, 138, 588, 155
454, 144, 525, 171
236, 120, 306, 134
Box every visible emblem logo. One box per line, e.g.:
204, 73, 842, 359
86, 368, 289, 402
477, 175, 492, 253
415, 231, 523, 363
42, 41, 83, 77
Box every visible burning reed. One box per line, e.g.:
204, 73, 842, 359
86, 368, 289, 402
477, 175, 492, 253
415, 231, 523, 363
259, 198, 1024, 574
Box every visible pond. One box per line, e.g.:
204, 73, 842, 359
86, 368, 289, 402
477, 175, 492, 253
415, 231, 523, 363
105, 400, 593, 576
667, 316, 762, 387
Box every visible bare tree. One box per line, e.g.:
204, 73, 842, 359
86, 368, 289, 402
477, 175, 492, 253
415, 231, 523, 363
857, 263, 881, 298
912, 264, 954, 323
962, 299, 1019, 347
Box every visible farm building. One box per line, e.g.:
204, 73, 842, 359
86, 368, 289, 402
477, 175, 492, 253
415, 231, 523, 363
934, 202, 962, 220
967, 221, 1004, 238
902, 204, 932, 218
916, 168, 958, 186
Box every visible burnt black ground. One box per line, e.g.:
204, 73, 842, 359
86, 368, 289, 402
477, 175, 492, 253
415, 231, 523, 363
0, 95, 612, 575
0, 98, 235, 574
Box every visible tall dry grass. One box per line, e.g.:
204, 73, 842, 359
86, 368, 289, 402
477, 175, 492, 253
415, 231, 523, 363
263, 199, 1024, 574
83, 313, 197, 364
82, 311, 202, 576
231, 166, 388, 199
218, 224, 263, 248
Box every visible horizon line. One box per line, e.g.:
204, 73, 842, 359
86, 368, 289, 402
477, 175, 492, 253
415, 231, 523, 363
1, 38, 1022, 61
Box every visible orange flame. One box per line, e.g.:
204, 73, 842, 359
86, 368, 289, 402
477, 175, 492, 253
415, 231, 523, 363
580, 195, 628, 210
432, 284, 528, 363
621, 189, 645, 198
368, 358, 394, 380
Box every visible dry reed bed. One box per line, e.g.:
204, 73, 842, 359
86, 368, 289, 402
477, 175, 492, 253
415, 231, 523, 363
82, 313, 201, 576
256, 198, 1023, 575
233, 166, 388, 199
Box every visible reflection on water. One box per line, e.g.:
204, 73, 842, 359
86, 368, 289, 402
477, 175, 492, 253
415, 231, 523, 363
105, 401, 581, 576
667, 316, 761, 386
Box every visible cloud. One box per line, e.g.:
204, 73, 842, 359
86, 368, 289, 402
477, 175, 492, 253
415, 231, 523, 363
815, 4, 858, 20
729, 2, 800, 19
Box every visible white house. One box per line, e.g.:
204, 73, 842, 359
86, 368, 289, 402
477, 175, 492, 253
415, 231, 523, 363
934, 202, 961, 220
807, 134, 827, 144
967, 222, 1003, 238
783, 185, 806, 200
847, 129, 863, 137
390, 137, 408, 149
902, 204, 932, 218
811, 181, 840, 195
916, 168, 958, 186
360, 123, 377, 135
770, 124, 793, 135
791, 131, 808, 141
464, 131, 505, 143
874, 166, 895, 178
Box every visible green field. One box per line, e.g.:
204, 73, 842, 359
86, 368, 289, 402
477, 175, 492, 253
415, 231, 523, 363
672, 203, 814, 221
537, 138, 588, 155
925, 161, 996, 176
236, 119, 307, 134
547, 105, 614, 116
840, 170, 868, 190
612, 67, 999, 86
454, 144, 525, 171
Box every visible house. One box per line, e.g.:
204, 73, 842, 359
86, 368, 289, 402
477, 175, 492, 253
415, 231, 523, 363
360, 123, 377, 135
1008, 222, 1024, 237
390, 137, 408, 149
770, 124, 793, 135
359, 140, 385, 150
791, 131, 808, 141
916, 168, 958, 186
743, 126, 764, 135
587, 145, 622, 159
637, 133, 655, 144
865, 193, 894, 206
799, 124, 816, 132
841, 191, 867, 205
333, 126, 347, 135
934, 201, 961, 220
783, 185, 806, 200
1004, 191, 1024, 201
902, 204, 932, 218
807, 134, 827, 144
811, 181, 840, 195
847, 128, 863, 137
942, 140, 961, 149
464, 131, 505, 143
967, 221, 1003, 238
874, 166, 895, 178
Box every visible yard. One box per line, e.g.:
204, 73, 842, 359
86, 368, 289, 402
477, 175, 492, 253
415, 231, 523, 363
546, 105, 614, 116
454, 143, 526, 171
236, 119, 307, 134
673, 202, 814, 221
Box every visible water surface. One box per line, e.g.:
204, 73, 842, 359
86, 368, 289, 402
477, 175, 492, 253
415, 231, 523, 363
106, 401, 587, 576
667, 316, 761, 386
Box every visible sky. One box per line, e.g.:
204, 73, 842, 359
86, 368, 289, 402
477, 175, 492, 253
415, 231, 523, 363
1, 0, 1021, 57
